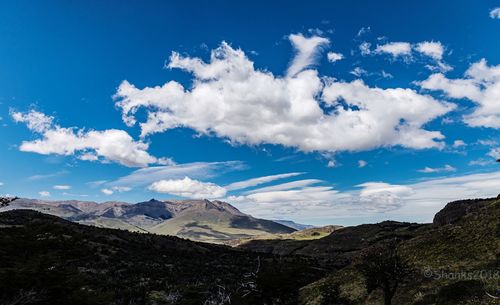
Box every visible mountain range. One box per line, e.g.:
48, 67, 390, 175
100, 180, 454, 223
0, 196, 498, 304
0, 197, 296, 243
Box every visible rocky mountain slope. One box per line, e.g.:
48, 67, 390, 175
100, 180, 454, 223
0, 198, 295, 243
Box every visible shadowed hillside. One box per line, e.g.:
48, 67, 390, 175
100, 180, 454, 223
0, 210, 326, 305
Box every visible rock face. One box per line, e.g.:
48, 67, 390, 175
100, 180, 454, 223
0, 198, 295, 243
432, 198, 495, 226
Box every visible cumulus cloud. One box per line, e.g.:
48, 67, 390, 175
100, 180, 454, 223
148, 176, 227, 199
375, 42, 412, 58
53, 185, 71, 190
115, 38, 453, 153
287, 33, 329, 76
11, 110, 162, 167
327, 51, 343, 63
415, 41, 452, 72
358, 160, 367, 168
39, 191, 50, 197
11, 110, 54, 133
415, 41, 444, 60
419, 59, 500, 128
490, 7, 500, 19
417, 164, 456, 173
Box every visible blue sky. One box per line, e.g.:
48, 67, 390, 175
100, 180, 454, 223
1, 0, 500, 225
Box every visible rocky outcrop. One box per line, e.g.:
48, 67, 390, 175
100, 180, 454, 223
432, 198, 495, 226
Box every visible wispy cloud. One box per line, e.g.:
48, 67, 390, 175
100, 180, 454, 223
489, 7, 500, 19
225, 172, 304, 191
109, 161, 246, 188
28, 170, 69, 181
287, 33, 329, 76
53, 185, 71, 190
417, 164, 456, 173
228, 171, 500, 225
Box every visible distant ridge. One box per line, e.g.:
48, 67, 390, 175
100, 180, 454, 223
0, 197, 295, 243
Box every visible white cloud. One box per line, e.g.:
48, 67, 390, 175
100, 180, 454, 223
357, 182, 414, 212
359, 42, 371, 55
419, 59, 500, 128
357, 26, 371, 36
101, 188, 114, 195
452, 140, 466, 148
489, 7, 500, 19
27, 170, 69, 181
39, 191, 50, 197
11, 110, 53, 133
287, 33, 329, 76
229, 180, 340, 217
327, 51, 343, 63
478, 139, 498, 146
53, 185, 71, 190
101, 186, 132, 195
350, 67, 367, 77
244, 179, 323, 194
488, 148, 500, 159
468, 158, 494, 166
225, 172, 303, 191
0, 182, 3, 186
381, 70, 393, 79
358, 160, 367, 168
109, 161, 245, 188
415, 41, 452, 73
148, 176, 227, 199
321, 80, 453, 150
228, 171, 500, 225
87, 180, 108, 187
425, 61, 453, 73
417, 164, 456, 173
11, 110, 162, 167
327, 160, 336, 168
415, 41, 444, 60
115, 37, 453, 154
375, 42, 412, 58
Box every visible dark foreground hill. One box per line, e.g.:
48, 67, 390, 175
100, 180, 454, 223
0, 210, 325, 305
